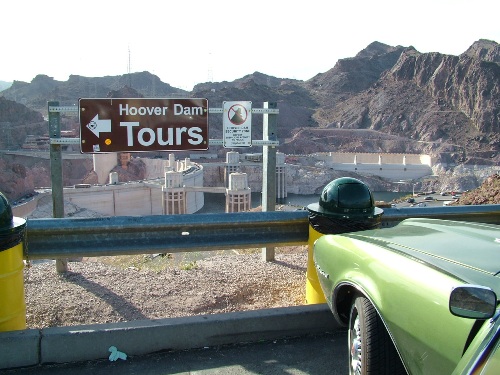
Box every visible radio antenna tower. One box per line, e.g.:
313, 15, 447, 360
207, 52, 213, 82
127, 47, 132, 88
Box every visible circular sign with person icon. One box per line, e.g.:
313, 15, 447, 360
223, 101, 252, 147
228, 104, 248, 125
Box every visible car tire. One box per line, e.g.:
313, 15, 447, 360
348, 295, 406, 375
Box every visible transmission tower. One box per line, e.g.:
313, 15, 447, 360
207, 52, 214, 82
128, 47, 132, 88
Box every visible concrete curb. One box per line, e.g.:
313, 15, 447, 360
0, 329, 40, 369
0, 304, 340, 370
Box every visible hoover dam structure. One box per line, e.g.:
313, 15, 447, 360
62, 154, 206, 216
13, 150, 433, 218
21, 152, 287, 217
313, 152, 432, 181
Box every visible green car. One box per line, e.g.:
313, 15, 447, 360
313, 218, 499, 375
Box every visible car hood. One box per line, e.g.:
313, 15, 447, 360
346, 218, 500, 295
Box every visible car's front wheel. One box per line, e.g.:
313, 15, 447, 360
348, 295, 406, 375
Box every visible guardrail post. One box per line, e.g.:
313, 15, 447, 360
261, 102, 278, 261
48, 101, 68, 273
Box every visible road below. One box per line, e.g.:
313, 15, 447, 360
1, 332, 348, 375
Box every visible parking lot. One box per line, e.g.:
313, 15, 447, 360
391, 192, 459, 208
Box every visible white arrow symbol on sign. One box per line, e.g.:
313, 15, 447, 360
86, 114, 111, 138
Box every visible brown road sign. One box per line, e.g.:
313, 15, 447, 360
79, 98, 209, 153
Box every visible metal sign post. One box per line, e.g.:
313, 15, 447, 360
48, 101, 68, 272
261, 102, 278, 261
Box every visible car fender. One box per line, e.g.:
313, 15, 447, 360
330, 277, 383, 327
314, 232, 476, 374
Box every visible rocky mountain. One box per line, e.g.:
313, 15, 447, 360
453, 173, 500, 205
5, 39, 497, 164
0, 97, 46, 149
0, 39, 499, 201
3, 72, 184, 111
301, 40, 499, 165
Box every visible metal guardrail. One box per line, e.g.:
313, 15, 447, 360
24, 205, 500, 260
25, 211, 309, 260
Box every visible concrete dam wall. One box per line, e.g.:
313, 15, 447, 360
313, 152, 433, 181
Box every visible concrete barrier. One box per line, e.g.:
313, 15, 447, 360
0, 304, 340, 370
0, 329, 40, 369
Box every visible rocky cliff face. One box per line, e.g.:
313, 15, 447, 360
388, 44, 499, 135
0, 97, 45, 149
311, 40, 499, 166
453, 173, 500, 205
0, 154, 93, 199
307, 42, 406, 106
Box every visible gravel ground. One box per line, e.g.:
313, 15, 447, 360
23, 248, 308, 329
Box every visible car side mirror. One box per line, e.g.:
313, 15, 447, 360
449, 285, 497, 320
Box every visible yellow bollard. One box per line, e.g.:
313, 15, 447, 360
306, 178, 383, 305
306, 224, 327, 304
0, 192, 27, 332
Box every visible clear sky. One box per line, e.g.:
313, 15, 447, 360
2, 0, 499, 91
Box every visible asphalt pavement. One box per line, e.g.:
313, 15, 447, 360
0, 332, 348, 375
